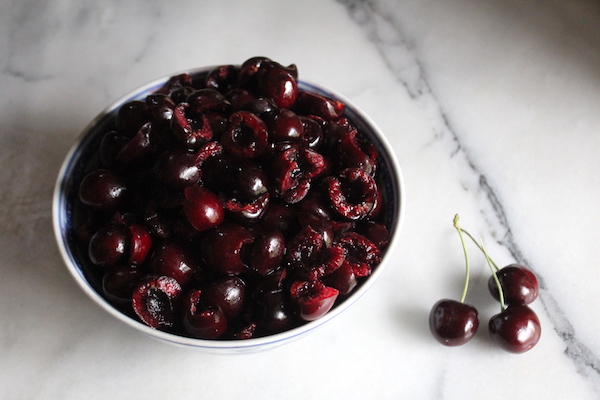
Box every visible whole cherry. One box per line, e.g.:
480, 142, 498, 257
488, 264, 539, 306
489, 304, 541, 353
429, 215, 479, 346
79, 169, 127, 211
182, 186, 225, 232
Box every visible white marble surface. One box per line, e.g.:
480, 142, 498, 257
2, 0, 600, 398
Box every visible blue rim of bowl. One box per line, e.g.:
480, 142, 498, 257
52, 67, 406, 351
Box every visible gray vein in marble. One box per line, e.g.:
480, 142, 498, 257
338, 0, 600, 391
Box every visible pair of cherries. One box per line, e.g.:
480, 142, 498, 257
429, 215, 541, 353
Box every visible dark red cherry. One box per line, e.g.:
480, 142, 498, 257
265, 108, 304, 142
182, 289, 228, 339
337, 129, 377, 175
297, 213, 334, 248
171, 103, 213, 149
205, 64, 239, 94
116, 100, 151, 138
238, 56, 271, 89
358, 221, 390, 250
250, 230, 286, 276
323, 262, 357, 296
489, 304, 541, 353
202, 276, 247, 321
102, 264, 145, 303
299, 116, 324, 150
200, 222, 254, 275
150, 240, 199, 286
88, 223, 130, 267
255, 289, 294, 335
153, 149, 201, 190
290, 280, 339, 321
256, 65, 298, 109
170, 86, 196, 105
488, 264, 539, 305
323, 168, 379, 220
295, 90, 345, 121
286, 225, 325, 271
429, 299, 479, 346
241, 97, 277, 117
271, 145, 325, 204
221, 111, 269, 158
79, 169, 127, 211
128, 223, 153, 265
228, 161, 270, 200
115, 122, 155, 167
132, 275, 182, 329
256, 284, 296, 335
182, 186, 224, 232
336, 232, 381, 278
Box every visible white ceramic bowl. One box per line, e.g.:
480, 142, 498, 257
53, 66, 405, 353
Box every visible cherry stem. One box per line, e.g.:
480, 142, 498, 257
452, 215, 471, 304
480, 239, 506, 311
457, 227, 500, 272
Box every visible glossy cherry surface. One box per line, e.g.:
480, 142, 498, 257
182, 186, 224, 232
153, 149, 201, 189
429, 299, 479, 346
149, 240, 199, 286
250, 230, 286, 276
489, 304, 541, 353
79, 169, 127, 211
202, 276, 247, 321
488, 264, 539, 305
88, 223, 130, 267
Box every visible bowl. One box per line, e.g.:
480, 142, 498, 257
53, 63, 405, 353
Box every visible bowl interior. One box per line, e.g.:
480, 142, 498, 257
53, 68, 405, 352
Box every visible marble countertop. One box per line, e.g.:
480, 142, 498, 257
2, 0, 600, 398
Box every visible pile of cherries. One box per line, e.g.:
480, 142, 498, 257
429, 215, 541, 353
73, 57, 391, 340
